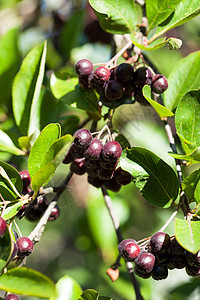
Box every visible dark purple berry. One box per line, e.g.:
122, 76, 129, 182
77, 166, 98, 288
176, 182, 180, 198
78, 76, 90, 89
62, 149, 74, 164
134, 88, 149, 105
156, 251, 170, 263
134, 67, 152, 88
48, 205, 60, 221
109, 67, 116, 80
92, 66, 110, 85
5, 294, 20, 300
20, 170, 31, 187
104, 178, 121, 192
85, 139, 103, 160
10, 242, 18, 261
88, 74, 103, 93
88, 175, 105, 188
100, 160, 118, 170
118, 239, 140, 261
185, 264, 200, 277
170, 254, 186, 269
0, 217, 7, 237
26, 196, 48, 222
16, 237, 33, 257
134, 265, 152, 279
75, 59, 93, 77
116, 63, 134, 83
69, 143, 85, 159
73, 129, 92, 148
151, 74, 168, 94
152, 263, 168, 280
70, 158, 86, 175
98, 168, 114, 180
104, 80, 124, 100
84, 158, 100, 169
150, 232, 170, 254
170, 237, 185, 255
16, 205, 27, 218
101, 141, 122, 161
86, 167, 99, 177
185, 250, 200, 267
123, 81, 135, 96
135, 252, 156, 273
114, 167, 132, 185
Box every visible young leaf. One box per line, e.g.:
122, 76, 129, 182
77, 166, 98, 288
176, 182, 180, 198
146, 0, 181, 32
50, 275, 82, 300
0, 267, 56, 298
148, 1, 200, 44
0, 130, 24, 156
182, 168, 200, 202
28, 123, 61, 179
0, 161, 22, 200
143, 85, 174, 118
0, 226, 12, 272
31, 134, 73, 193
175, 218, 200, 254
18, 136, 32, 151
12, 42, 47, 142
80, 289, 99, 300
89, 0, 137, 34
175, 90, 200, 149
164, 51, 200, 111
131, 35, 167, 51
122, 147, 179, 207
2, 201, 24, 220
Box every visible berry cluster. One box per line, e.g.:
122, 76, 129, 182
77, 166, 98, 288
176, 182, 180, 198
75, 59, 168, 107
118, 232, 200, 280
18, 171, 60, 222
63, 128, 132, 191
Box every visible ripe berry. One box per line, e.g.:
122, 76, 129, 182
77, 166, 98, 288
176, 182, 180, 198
151, 74, 168, 94
150, 232, 170, 254
170, 254, 186, 269
86, 167, 99, 177
73, 129, 92, 149
152, 263, 168, 280
84, 158, 100, 169
185, 265, 200, 277
0, 217, 7, 237
123, 81, 135, 96
101, 141, 122, 161
134, 88, 149, 105
170, 237, 185, 255
114, 167, 132, 185
134, 252, 156, 273
26, 196, 48, 222
70, 158, 86, 175
20, 170, 31, 187
62, 149, 74, 164
92, 66, 110, 85
116, 63, 134, 83
5, 294, 20, 300
118, 239, 140, 261
16, 237, 34, 257
104, 80, 124, 100
134, 265, 152, 279
134, 67, 152, 88
84, 139, 103, 160
185, 250, 200, 267
69, 143, 85, 159
98, 168, 114, 180
75, 59, 93, 77
100, 160, 118, 170
48, 205, 60, 221
104, 178, 121, 192
87, 175, 105, 188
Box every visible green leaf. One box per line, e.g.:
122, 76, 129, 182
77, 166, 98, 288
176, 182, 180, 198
12, 42, 47, 142
0, 267, 56, 298
80, 289, 99, 300
143, 85, 174, 118
164, 51, 200, 111
62, 115, 80, 135
2, 201, 24, 220
148, 1, 200, 44
89, 0, 137, 34
194, 180, 200, 204
175, 90, 200, 149
131, 35, 167, 51
0, 226, 12, 272
50, 73, 99, 114
28, 123, 61, 179
0, 161, 22, 200
18, 136, 32, 151
115, 134, 131, 150
146, 0, 181, 32
182, 169, 200, 202
123, 147, 179, 207
50, 275, 82, 300
175, 218, 200, 254
0, 130, 23, 156
31, 134, 73, 192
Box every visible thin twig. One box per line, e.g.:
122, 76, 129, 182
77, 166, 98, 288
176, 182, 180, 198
158, 208, 179, 232
101, 186, 144, 300
105, 40, 133, 68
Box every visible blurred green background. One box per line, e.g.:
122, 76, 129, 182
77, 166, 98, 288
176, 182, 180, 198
0, 0, 200, 299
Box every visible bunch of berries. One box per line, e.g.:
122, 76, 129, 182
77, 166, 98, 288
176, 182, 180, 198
118, 232, 200, 280
75, 59, 168, 107
63, 128, 132, 192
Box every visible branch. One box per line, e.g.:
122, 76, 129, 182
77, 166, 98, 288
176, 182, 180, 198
101, 186, 144, 300
28, 171, 73, 243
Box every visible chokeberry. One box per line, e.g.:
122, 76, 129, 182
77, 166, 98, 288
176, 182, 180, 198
170, 237, 185, 255
101, 141, 122, 162
134, 88, 149, 105
170, 254, 186, 269
116, 63, 134, 83
70, 158, 86, 175
134, 265, 152, 279
151, 74, 168, 94
104, 80, 124, 100
73, 129, 92, 149
75, 59, 93, 77
150, 232, 170, 254
85, 139, 103, 160
134, 252, 155, 273
134, 67, 152, 88
98, 168, 114, 180
20, 170, 31, 187
185, 264, 200, 277
92, 66, 110, 85
87, 175, 105, 188
26, 196, 48, 221
152, 263, 168, 280
0, 217, 7, 237
118, 239, 140, 261
16, 237, 34, 257
69, 143, 85, 159
5, 294, 20, 300
114, 167, 132, 185
185, 250, 200, 267
104, 178, 121, 192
